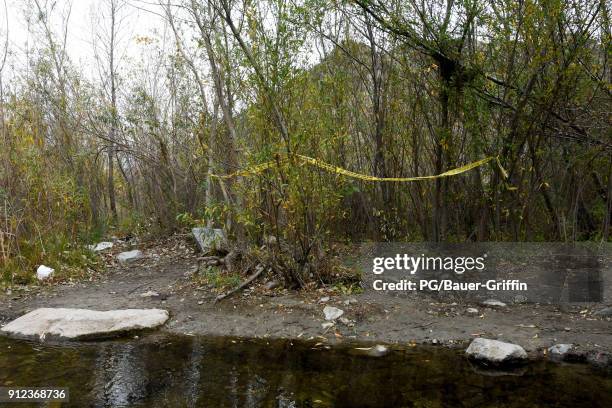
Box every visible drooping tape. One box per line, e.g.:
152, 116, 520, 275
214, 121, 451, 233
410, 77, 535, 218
211, 154, 507, 182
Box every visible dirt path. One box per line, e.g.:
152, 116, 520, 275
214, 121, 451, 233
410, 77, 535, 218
1, 237, 610, 368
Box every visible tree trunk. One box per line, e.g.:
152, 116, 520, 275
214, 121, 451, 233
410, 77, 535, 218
107, 0, 118, 222
434, 85, 450, 242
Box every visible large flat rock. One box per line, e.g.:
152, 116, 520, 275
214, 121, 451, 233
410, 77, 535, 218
0, 308, 169, 341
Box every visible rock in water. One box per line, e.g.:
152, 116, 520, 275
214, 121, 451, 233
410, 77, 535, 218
481, 299, 507, 308
369, 345, 389, 357
466, 338, 527, 364
117, 250, 143, 263
354, 344, 389, 357
192, 227, 226, 253
88, 241, 113, 252
323, 306, 344, 321
586, 351, 612, 369
0, 308, 169, 341
548, 344, 573, 359
36, 265, 55, 281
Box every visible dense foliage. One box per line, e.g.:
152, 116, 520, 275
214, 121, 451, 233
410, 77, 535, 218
0, 0, 610, 284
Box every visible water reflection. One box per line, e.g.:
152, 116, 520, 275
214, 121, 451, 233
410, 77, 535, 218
0, 335, 610, 407
92, 343, 149, 406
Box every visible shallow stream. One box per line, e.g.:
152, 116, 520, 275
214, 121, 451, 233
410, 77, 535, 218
1, 335, 611, 407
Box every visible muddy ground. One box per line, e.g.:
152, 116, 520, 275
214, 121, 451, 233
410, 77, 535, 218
0, 236, 610, 367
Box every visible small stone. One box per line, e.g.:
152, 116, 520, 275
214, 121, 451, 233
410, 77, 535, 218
338, 317, 354, 327
593, 307, 612, 317
117, 250, 143, 263
323, 306, 344, 321
466, 308, 479, 314
481, 299, 507, 308
321, 322, 334, 329
264, 280, 280, 290
197, 301, 204, 305
466, 338, 527, 365
513, 295, 528, 304
368, 345, 389, 357
548, 344, 573, 358
318, 296, 330, 303
586, 351, 612, 369
36, 265, 55, 281
139, 291, 159, 298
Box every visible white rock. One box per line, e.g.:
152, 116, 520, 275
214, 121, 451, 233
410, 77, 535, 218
0, 308, 169, 341
369, 345, 389, 357
36, 265, 55, 281
323, 306, 344, 321
88, 241, 113, 252
549, 344, 573, 356
321, 322, 334, 329
117, 250, 143, 263
318, 296, 330, 303
354, 344, 390, 357
139, 291, 159, 298
481, 299, 507, 307
466, 338, 527, 364
466, 308, 479, 314
192, 227, 226, 253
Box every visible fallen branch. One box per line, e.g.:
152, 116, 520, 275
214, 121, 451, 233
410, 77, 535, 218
215, 264, 265, 303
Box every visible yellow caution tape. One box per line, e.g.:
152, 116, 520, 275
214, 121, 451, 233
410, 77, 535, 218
211, 154, 506, 182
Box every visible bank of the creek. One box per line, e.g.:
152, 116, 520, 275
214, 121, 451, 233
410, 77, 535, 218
0, 334, 611, 407
1, 237, 611, 381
